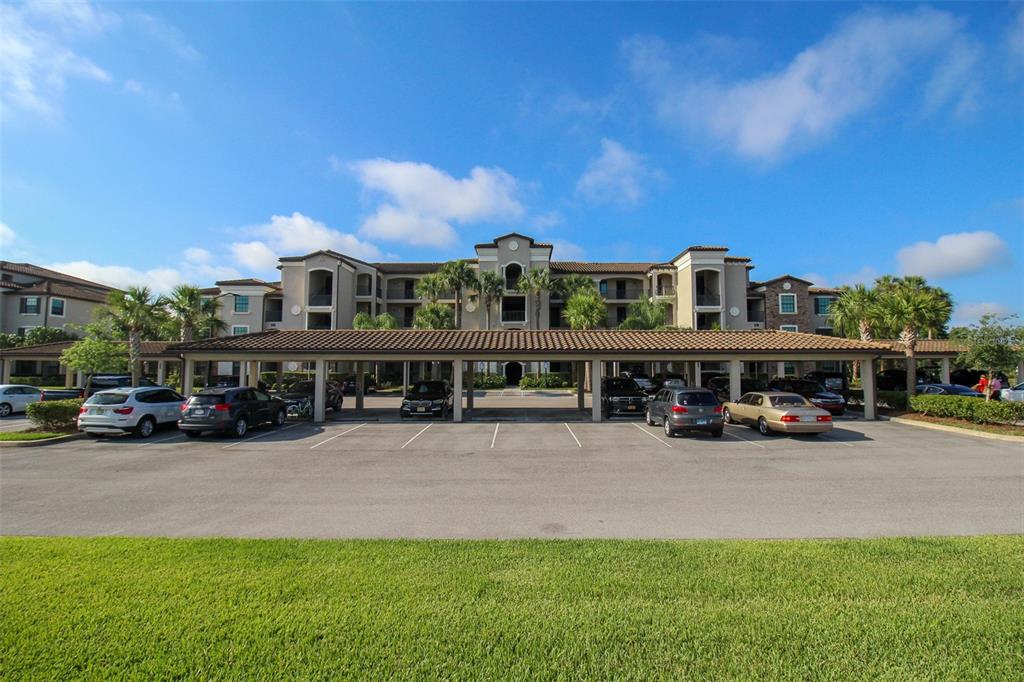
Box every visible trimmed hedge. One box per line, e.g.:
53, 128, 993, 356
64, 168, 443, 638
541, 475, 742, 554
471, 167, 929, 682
26, 399, 83, 431
474, 373, 507, 389
909, 395, 1024, 425
844, 389, 909, 411
519, 373, 571, 389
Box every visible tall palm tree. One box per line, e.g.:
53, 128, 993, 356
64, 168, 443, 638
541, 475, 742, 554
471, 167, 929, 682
552, 274, 596, 300
880, 284, 953, 394
618, 299, 669, 330
516, 267, 552, 328
438, 260, 477, 328
475, 270, 504, 330
829, 284, 881, 342
97, 286, 163, 387
415, 273, 446, 304
413, 303, 455, 329
563, 289, 607, 391
159, 284, 223, 342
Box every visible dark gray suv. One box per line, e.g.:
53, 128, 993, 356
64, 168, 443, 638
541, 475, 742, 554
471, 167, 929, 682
645, 387, 724, 438
178, 387, 286, 438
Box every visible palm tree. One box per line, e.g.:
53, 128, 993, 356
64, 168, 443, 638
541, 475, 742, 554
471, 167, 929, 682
415, 273, 446, 304
830, 284, 881, 342
880, 284, 953, 394
354, 311, 399, 329
438, 260, 477, 328
516, 267, 552, 328
97, 286, 163, 387
475, 270, 504, 330
618, 299, 669, 330
159, 284, 223, 342
563, 289, 607, 391
413, 303, 455, 329
374, 312, 399, 329
552, 274, 596, 300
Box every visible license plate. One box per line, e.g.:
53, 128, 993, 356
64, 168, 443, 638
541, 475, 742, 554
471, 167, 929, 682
417, 407, 426, 412
95, 408, 107, 415
190, 408, 207, 417
627, 404, 637, 410
695, 418, 709, 425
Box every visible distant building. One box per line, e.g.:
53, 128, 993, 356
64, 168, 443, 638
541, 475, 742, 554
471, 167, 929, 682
0, 261, 115, 337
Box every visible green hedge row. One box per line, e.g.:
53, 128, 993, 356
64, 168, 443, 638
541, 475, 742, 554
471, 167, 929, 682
26, 399, 83, 431
843, 389, 909, 411
518, 373, 572, 389
10, 376, 64, 387
909, 395, 1024, 425
473, 373, 507, 389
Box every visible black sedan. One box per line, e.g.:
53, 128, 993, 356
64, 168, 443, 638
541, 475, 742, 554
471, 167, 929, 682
916, 383, 985, 398
601, 377, 648, 417
400, 380, 454, 419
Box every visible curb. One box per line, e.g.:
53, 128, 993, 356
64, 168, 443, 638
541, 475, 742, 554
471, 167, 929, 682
889, 416, 1024, 443
0, 432, 88, 449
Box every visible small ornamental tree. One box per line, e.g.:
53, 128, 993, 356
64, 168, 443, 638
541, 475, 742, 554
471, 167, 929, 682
59, 338, 129, 386
950, 314, 1024, 400
24, 327, 78, 346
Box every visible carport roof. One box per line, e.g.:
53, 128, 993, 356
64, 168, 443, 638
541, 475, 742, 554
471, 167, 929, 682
0, 340, 179, 359
168, 328, 894, 357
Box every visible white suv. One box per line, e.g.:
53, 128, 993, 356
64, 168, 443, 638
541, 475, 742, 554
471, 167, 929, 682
78, 387, 185, 438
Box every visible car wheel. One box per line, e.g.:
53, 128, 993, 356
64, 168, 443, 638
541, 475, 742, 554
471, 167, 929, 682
0, 403, 11, 418
711, 429, 723, 438
184, 431, 201, 438
133, 416, 156, 439
722, 407, 733, 424
273, 409, 286, 427
663, 417, 674, 438
645, 409, 656, 426
758, 417, 772, 436
233, 417, 248, 438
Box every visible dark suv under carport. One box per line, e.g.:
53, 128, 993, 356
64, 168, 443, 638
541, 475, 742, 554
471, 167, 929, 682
179, 387, 287, 438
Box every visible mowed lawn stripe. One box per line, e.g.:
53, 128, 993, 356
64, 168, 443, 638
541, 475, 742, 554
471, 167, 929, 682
1, 536, 1021, 680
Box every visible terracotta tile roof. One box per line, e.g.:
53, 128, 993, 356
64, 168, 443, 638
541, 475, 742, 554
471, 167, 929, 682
749, 274, 815, 287
474, 232, 553, 249
884, 339, 968, 355
550, 261, 661, 274
0, 261, 115, 292
378, 262, 451, 274
0, 280, 27, 290
724, 256, 752, 263
0, 340, 177, 359
168, 328, 894, 356
214, 278, 278, 287
13, 282, 110, 303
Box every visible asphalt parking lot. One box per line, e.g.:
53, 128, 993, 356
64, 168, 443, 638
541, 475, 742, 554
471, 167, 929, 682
3, 410, 1021, 539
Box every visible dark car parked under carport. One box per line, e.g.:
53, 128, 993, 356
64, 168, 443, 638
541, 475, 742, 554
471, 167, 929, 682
178, 387, 287, 438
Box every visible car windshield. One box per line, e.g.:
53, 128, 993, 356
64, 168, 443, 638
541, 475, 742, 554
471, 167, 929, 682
678, 392, 717, 406
411, 382, 446, 394
86, 392, 129, 405
605, 378, 640, 391
288, 381, 314, 393
189, 394, 226, 405
770, 395, 808, 407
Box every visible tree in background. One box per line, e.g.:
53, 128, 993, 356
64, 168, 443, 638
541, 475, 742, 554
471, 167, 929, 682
879, 282, 953, 394
950, 315, 1024, 400
159, 284, 224, 342
562, 289, 607, 391
353, 312, 399, 329
415, 273, 447, 304
97, 287, 164, 387
552, 274, 596, 300
413, 303, 455, 330
475, 270, 504, 330
516, 267, 552, 328
618, 299, 670, 330
0, 327, 78, 349
59, 338, 128, 387
438, 260, 477, 328
829, 284, 882, 381
374, 312, 399, 329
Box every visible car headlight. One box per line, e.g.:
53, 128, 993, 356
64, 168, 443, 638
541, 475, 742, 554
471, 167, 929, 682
431, 399, 443, 406
401, 399, 410, 406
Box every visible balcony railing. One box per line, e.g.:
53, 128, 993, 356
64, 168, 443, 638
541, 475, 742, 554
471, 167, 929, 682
696, 293, 721, 307
604, 288, 644, 300
502, 310, 526, 323
654, 285, 675, 297
356, 286, 372, 297
387, 287, 417, 299
747, 311, 765, 323
308, 293, 333, 307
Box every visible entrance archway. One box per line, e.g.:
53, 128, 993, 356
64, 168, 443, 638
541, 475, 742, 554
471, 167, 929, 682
504, 361, 523, 386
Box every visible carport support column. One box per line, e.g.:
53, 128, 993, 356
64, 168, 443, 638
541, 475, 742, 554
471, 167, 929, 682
940, 357, 951, 385
862, 357, 877, 421
728, 359, 742, 402
402, 362, 410, 397
2, 360, 11, 384
181, 358, 194, 397
591, 358, 603, 422
466, 362, 474, 410
76, 369, 84, 387
355, 362, 365, 410
577, 361, 585, 410
156, 360, 166, 386
276, 364, 284, 391
313, 359, 327, 424
453, 359, 463, 422
64, 364, 73, 387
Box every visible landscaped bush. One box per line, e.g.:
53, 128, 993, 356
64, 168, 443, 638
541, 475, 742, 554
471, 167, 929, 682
26, 399, 83, 431
910, 395, 1024, 424
474, 373, 506, 389
518, 373, 571, 389
844, 389, 909, 411
10, 376, 63, 388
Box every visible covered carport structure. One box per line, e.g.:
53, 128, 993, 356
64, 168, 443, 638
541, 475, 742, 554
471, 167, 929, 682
169, 329, 895, 422
0, 340, 181, 387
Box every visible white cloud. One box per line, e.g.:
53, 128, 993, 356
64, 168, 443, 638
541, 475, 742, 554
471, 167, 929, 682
231, 212, 386, 267
351, 159, 524, 246
123, 79, 144, 94
897, 230, 1011, 279
576, 138, 660, 205
531, 211, 564, 229
952, 302, 1014, 326
0, 222, 15, 248
183, 247, 212, 264
551, 239, 585, 260
625, 7, 979, 161
127, 11, 200, 62
43, 248, 241, 294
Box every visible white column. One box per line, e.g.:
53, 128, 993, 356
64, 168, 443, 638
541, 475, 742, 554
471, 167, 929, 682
940, 357, 951, 384
64, 365, 73, 387
156, 360, 166, 385
238, 361, 247, 387
777, 361, 786, 378
577, 361, 585, 410
466, 362, 474, 410
453, 359, 463, 422
355, 361, 365, 410
76, 369, 85, 387
313, 359, 327, 423
181, 359, 194, 397
591, 358, 604, 422
728, 359, 742, 402
694, 361, 702, 387
0, 360, 10, 384
402, 362, 410, 397
612, 361, 620, 377
1017, 360, 1024, 384
862, 357, 877, 421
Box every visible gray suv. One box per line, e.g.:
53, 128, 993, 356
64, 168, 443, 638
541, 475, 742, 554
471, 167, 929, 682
179, 387, 287, 438
645, 387, 724, 438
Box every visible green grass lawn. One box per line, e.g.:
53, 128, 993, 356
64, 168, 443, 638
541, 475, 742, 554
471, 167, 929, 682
0, 431, 67, 442
2, 536, 1021, 679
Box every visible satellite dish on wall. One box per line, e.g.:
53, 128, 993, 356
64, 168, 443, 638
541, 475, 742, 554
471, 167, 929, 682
290, 304, 302, 316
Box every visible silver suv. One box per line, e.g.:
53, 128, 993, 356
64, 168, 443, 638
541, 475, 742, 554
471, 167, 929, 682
78, 387, 186, 438
645, 387, 724, 438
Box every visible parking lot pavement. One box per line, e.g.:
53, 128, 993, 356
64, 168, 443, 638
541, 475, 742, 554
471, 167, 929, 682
0, 415, 33, 433
1, 418, 1021, 540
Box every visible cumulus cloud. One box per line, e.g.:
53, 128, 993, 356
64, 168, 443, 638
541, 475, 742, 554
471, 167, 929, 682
0, 222, 15, 248
231, 212, 385, 269
43, 248, 242, 293
551, 239, 586, 260
897, 230, 1011, 278
351, 159, 524, 247
576, 139, 661, 205
952, 302, 1015, 326
624, 7, 980, 161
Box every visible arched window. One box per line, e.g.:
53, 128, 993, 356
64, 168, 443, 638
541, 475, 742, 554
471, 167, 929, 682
504, 263, 523, 290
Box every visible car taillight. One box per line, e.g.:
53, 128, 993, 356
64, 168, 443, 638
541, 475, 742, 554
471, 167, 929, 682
816, 415, 832, 422
780, 415, 800, 422
180, 403, 189, 411
79, 406, 87, 414
713, 406, 723, 413
113, 407, 134, 415
671, 405, 688, 413
213, 403, 231, 411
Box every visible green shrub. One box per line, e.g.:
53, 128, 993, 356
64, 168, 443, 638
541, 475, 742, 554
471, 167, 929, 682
843, 389, 908, 411
26, 399, 83, 431
473, 373, 506, 389
910, 395, 1024, 424
518, 373, 571, 389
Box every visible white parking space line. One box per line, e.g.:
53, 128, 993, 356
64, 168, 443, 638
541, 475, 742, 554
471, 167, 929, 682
138, 432, 187, 447
818, 433, 854, 447
564, 423, 582, 448
309, 423, 366, 449
401, 423, 432, 449
490, 423, 499, 449
631, 422, 672, 448
721, 427, 766, 449
222, 422, 304, 449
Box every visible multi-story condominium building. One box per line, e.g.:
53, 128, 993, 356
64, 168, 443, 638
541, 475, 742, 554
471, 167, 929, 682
198, 232, 840, 383
0, 261, 115, 337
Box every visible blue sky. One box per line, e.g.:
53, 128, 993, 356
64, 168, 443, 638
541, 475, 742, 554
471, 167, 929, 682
2, 1, 1022, 325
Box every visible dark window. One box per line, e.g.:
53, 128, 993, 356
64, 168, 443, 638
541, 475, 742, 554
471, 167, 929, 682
189, 394, 226, 405
50, 298, 65, 316
677, 392, 718, 406
254, 391, 272, 401
86, 392, 130, 405
19, 297, 40, 314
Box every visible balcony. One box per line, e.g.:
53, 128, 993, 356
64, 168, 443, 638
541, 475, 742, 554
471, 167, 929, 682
747, 310, 765, 323
356, 285, 372, 297
695, 293, 721, 307
604, 288, 644, 300
308, 293, 333, 307
501, 310, 526, 323
654, 285, 675, 297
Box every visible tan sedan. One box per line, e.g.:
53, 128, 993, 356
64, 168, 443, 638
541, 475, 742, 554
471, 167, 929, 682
722, 391, 834, 436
